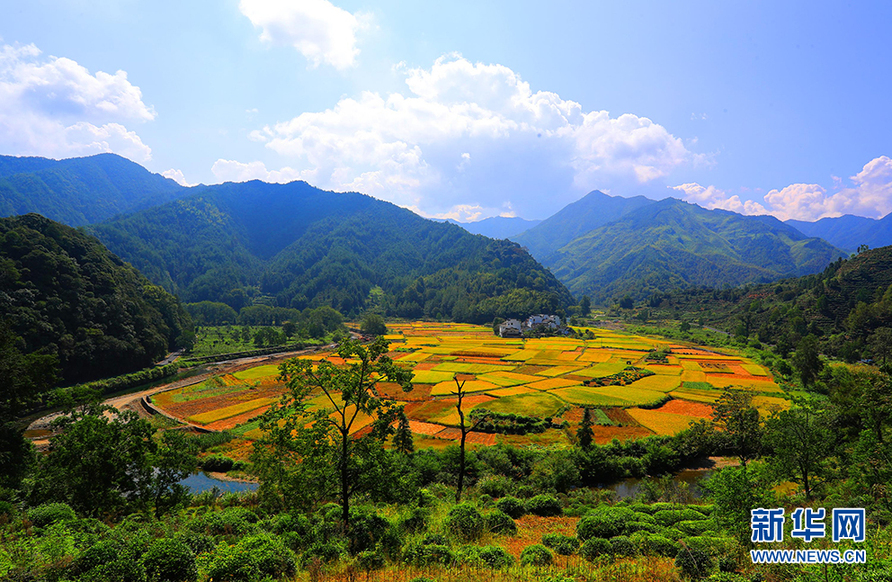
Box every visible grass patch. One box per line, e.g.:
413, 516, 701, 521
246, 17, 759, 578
232, 364, 281, 382
549, 386, 631, 406
483, 392, 566, 417
486, 386, 538, 397
535, 365, 585, 377
628, 374, 682, 392
188, 397, 277, 425
430, 380, 498, 396
412, 370, 456, 384
741, 363, 769, 376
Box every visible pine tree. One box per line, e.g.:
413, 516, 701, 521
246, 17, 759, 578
393, 410, 414, 455
577, 407, 594, 449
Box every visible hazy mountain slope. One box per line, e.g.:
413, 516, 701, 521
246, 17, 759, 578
0, 153, 185, 226
0, 214, 192, 383
787, 214, 892, 252
89, 180, 574, 322
511, 190, 654, 260
546, 198, 846, 303
448, 216, 542, 239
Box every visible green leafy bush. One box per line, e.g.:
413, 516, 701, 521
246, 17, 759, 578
495, 496, 526, 518
207, 535, 296, 581
399, 506, 430, 533
444, 503, 484, 542
357, 550, 385, 571
27, 502, 75, 527
192, 507, 258, 537
485, 510, 517, 535
526, 494, 562, 517
477, 475, 512, 497
576, 506, 644, 539
653, 508, 706, 527
141, 538, 197, 582
675, 545, 714, 579
675, 519, 714, 536
579, 538, 612, 561
520, 544, 554, 566
300, 541, 343, 566
541, 533, 579, 555
199, 456, 235, 472
403, 543, 454, 567
609, 535, 636, 556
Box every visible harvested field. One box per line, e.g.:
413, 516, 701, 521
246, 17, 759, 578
435, 428, 497, 445
627, 408, 698, 435
407, 420, 446, 436
189, 397, 277, 425
657, 399, 714, 418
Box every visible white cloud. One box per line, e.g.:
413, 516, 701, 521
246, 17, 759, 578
245, 54, 698, 217
238, 0, 368, 70
673, 182, 768, 215
211, 158, 310, 183
161, 168, 196, 187
0, 43, 154, 160
677, 156, 892, 222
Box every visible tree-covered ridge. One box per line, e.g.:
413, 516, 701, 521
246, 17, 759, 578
0, 153, 185, 227
0, 214, 193, 384
88, 181, 574, 322
649, 245, 892, 363
545, 197, 845, 304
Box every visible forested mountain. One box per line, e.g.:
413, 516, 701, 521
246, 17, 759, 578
0, 153, 185, 227
0, 214, 193, 384
511, 190, 654, 260
447, 216, 542, 239
786, 213, 892, 252
88, 181, 573, 323
545, 198, 845, 303
650, 246, 892, 363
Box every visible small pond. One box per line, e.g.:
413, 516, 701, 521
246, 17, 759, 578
603, 469, 712, 500
179, 472, 259, 494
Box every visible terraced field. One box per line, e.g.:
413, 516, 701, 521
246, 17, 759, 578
152, 321, 788, 448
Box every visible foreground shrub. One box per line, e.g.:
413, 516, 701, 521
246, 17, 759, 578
444, 503, 484, 542
403, 542, 454, 567
654, 508, 707, 527
526, 494, 562, 517
495, 496, 526, 518
455, 545, 514, 569
485, 510, 517, 535
576, 505, 653, 539
207, 535, 296, 581
399, 506, 430, 534
477, 475, 513, 497
357, 550, 386, 571
675, 545, 714, 580
579, 537, 611, 561
541, 533, 579, 555
609, 535, 636, 556
27, 502, 75, 527
142, 538, 197, 582
192, 507, 258, 537
520, 544, 554, 566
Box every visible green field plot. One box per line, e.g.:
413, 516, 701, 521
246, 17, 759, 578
629, 374, 682, 392
590, 408, 613, 425
589, 385, 667, 407
169, 381, 247, 403
535, 365, 585, 377
502, 349, 540, 361
433, 362, 514, 374
483, 392, 566, 417
485, 386, 538, 397
682, 381, 715, 391
411, 370, 456, 384
189, 397, 277, 425
526, 377, 582, 391
233, 364, 281, 382
573, 363, 630, 378
644, 364, 683, 375
741, 363, 769, 376
476, 371, 542, 386
430, 380, 497, 396
396, 351, 431, 362
549, 386, 632, 406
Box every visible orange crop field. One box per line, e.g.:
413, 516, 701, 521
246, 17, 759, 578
152, 321, 790, 448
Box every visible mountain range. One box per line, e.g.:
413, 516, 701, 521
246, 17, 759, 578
786, 214, 892, 252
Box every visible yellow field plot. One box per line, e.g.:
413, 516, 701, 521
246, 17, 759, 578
588, 386, 667, 407
432, 362, 474, 372
578, 350, 611, 363
550, 386, 632, 406
337, 405, 376, 435
189, 397, 278, 425
670, 388, 720, 403
630, 375, 682, 392
681, 369, 707, 383
753, 396, 790, 413
666, 356, 681, 366
626, 408, 697, 435
396, 351, 430, 362
481, 371, 542, 385
473, 373, 519, 387
534, 365, 584, 378
558, 351, 580, 361
484, 392, 566, 417
452, 347, 517, 357
645, 364, 683, 375
485, 386, 538, 397
573, 362, 630, 378
503, 350, 539, 361
412, 370, 455, 384
705, 375, 781, 392
528, 377, 582, 391
430, 380, 498, 396
741, 364, 769, 376
433, 362, 515, 374
233, 364, 281, 382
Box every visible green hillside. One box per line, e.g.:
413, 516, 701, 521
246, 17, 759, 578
0, 214, 193, 383
546, 198, 845, 303
88, 180, 573, 323
0, 153, 185, 227
511, 189, 654, 260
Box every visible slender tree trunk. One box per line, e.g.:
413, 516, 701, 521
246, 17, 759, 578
341, 428, 350, 531
456, 385, 466, 503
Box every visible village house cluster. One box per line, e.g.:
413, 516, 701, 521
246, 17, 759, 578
498, 314, 563, 337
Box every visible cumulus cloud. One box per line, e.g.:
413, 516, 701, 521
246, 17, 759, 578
239, 0, 368, 70
211, 158, 310, 183
677, 156, 892, 222
244, 54, 698, 216
673, 182, 768, 215
0, 43, 154, 160
161, 168, 196, 187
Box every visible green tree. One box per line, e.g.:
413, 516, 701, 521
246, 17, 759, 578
576, 408, 594, 449
253, 337, 412, 529
452, 376, 484, 502
764, 400, 830, 499
393, 410, 414, 455
792, 334, 824, 388
870, 327, 892, 367
712, 390, 762, 468
360, 313, 387, 336
580, 295, 591, 317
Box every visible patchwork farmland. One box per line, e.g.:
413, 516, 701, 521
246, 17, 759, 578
151, 322, 789, 451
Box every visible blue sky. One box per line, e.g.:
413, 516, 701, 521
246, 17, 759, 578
2, 0, 891, 222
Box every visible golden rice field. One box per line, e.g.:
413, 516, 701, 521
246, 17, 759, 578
151, 321, 790, 448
